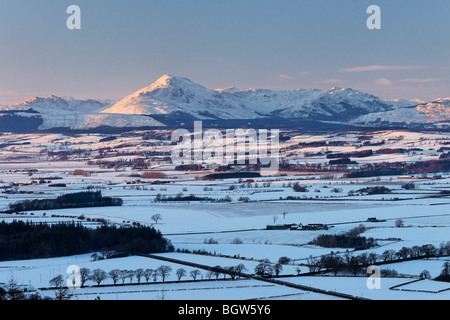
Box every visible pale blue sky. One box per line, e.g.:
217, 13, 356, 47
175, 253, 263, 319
0, 0, 449, 104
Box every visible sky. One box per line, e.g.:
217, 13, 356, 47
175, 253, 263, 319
0, 0, 449, 105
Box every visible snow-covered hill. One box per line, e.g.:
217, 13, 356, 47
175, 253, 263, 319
0, 95, 164, 130
102, 75, 396, 121
352, 99, 450, 127
101, 75, 263, 120
4, 95, 108, 114
224, 86, 394, 120
0, 75, 448, 131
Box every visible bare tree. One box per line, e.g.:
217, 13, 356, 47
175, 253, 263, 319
254, 259, 274, 277
381, 250, 396, 262
126, 270, 135, 284
190, 270, 201, 281
421, 244, 438, 260
211, 266, 222, 280
49, 274, 70, 300
234, 263, 247, 279
151, 214, 162, 224
348, 255, 362, 276
410, 246, 421, 258
157, 265, 172, 282
420, 270, 431, 279
119, 270, 128, 285
144, 269, 154, 283
176, 268, 187, 282
227, 266, 237, 280
91, 269, 108, 286
152, 270, 159, 283
358, 253, 370, 267
367, 253, 379, 265
135, 268, 145, 284
274, 264, 283, 276
320, 254, 344, 276
108, 269, 120, 285
396, 247, 412, 260
49, 274, 65, 288
395, 219, 404, 228
79, 268, 91, 287
344, 252, 354, 268
306, 255, 319, 273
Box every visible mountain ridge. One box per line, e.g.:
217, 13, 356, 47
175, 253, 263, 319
1, 74, 449, 131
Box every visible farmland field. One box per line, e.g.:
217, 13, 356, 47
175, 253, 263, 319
0, 129, 450, 300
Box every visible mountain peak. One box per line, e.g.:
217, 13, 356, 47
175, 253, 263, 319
150, 74, 197, 88
326, 87, 357, 94
153, 74, 176, 86
45, 94, 62, 100
130, 75, 207, 98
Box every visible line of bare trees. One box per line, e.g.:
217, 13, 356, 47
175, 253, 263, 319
51, 265, 183, 290
305, 241, 450, 276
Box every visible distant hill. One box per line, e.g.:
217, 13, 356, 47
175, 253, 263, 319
0, 75, 448, 132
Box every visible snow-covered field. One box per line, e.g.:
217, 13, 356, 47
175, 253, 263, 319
55, 279, 327, 301
0, 129, 449, 300
0, 255, 206, 288
281, 276, 450, 300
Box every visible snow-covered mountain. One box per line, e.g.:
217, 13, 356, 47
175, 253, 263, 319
102, 75, 396, 121
0, 95, 164, 130
0, 75, 448, 131
101, 75, 263, 120
352, 98, 450, 127
5, 95, 109, 114
224, 86, 394, 120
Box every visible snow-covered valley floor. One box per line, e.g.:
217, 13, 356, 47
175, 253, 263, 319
0, 129, 449, 300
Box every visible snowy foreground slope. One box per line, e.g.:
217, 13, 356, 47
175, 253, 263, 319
1, 74, 449, 130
